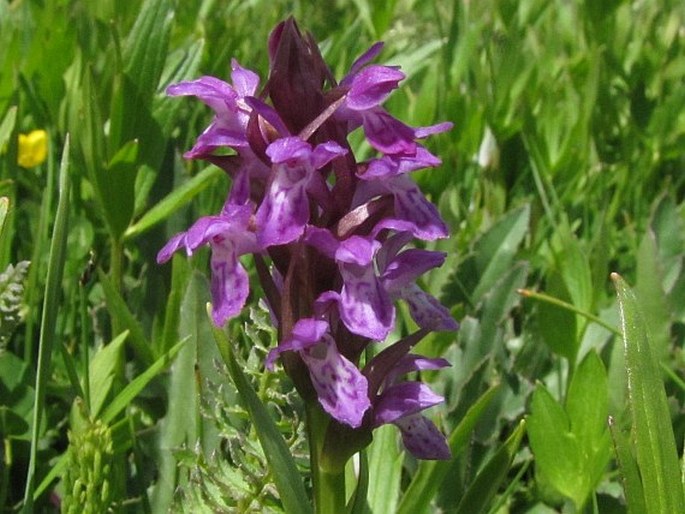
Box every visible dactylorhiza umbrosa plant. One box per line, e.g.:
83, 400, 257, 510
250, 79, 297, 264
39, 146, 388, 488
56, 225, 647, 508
158, 17, 457, 508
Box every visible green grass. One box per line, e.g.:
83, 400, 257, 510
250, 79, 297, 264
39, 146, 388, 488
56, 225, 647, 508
1, 0, 685, 512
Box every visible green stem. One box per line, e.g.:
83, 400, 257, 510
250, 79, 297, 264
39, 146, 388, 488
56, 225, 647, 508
109, 236, 123, 335
306, 403, 346, 514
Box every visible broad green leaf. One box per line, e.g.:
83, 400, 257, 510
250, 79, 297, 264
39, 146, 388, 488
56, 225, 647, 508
22, 137, 71, 512
210, 311, 312, 514
554, 219, 593, 337
454, 420, 526, 514
0, 405, 29, 437
565, 351, 611, 497
635, 230, 671, 363
472, 205, 530, 304
397, 385, 501, 514
150, 269, 210, 513
97, 268, 155, 367
109, 0, 173, 155
348, 451, 370, 514
101, 339, 184, 424
88, 331, 127, 419
154, 38, 205, 136
528, 385, 585, 508
613, 273, 685, 514
0, 105, 17, 152
536, 271, 578, 361
100, 139, 139, 240
124, 165, 224, 241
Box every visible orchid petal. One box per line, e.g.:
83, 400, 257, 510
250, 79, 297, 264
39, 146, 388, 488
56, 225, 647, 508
362, 110, 416, 154
373, 382, 444, 425
401, 284, 459, 332
382, 249, 446, 292
346, 65, 404, 111
395, 413, 451, 460
210, 245, 250, 326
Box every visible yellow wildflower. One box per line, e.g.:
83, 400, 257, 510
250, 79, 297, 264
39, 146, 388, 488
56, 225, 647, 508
18, 130, 48, 168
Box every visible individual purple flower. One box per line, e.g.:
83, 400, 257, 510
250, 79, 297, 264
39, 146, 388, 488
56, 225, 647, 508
306, 227, 456, 338
256, 137, 346, 247
305, 227, 395, 340
367, 347, 452, 460
353, 175, 450, 240
157, 201, 260, 326
167, 59, 260, 159
265, 318, 371, 428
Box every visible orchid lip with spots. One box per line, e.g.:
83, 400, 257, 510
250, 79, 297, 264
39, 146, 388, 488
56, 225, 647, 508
158, 17, 457, 461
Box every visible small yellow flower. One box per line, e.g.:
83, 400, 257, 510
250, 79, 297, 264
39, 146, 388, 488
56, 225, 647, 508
18, 130, 48, 168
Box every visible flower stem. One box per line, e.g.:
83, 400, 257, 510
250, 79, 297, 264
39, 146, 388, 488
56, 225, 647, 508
306, 403, 346, 514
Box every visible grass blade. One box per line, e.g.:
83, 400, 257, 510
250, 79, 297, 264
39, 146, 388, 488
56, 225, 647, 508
612, 272, 685, 513
21, 135, 71, 512
124, 165, 223, 241
101, 339, 185, 424
608, 415, 647, 514
455, 420, 526, 514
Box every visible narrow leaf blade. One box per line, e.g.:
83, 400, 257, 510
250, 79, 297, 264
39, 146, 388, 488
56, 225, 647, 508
612, 273, 685, 513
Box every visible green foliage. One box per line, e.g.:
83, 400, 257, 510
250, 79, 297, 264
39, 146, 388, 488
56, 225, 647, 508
528, 351, 611, 510
2, 0, 685, 512
612, 274, 685, 514
0, 260, 29, 349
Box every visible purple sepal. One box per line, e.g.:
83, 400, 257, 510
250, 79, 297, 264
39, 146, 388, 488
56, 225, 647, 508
395, 413, 451, 460
362, 145, 442, 179
230, 59, 260, 97
342, 42, 385, 83
400, 284, 459, 332
362, 109, 416, 154
382, 249, 447, 291
345, 65, 405, 111
265, 317, 328, 369
373, 382, 444, 425
356, 175, 449, 240
414, 121, 453, 138
384, 353, 451, 386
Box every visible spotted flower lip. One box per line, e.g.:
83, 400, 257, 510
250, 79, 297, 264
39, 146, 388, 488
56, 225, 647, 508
159, 17, 457, 461
266, 317, 371, 428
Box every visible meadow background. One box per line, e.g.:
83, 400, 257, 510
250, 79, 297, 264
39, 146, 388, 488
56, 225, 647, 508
1, 0, 685, 512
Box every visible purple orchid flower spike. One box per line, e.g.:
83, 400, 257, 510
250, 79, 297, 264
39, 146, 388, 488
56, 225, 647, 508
159, 17, 458, 470
157, 201, 260, 326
